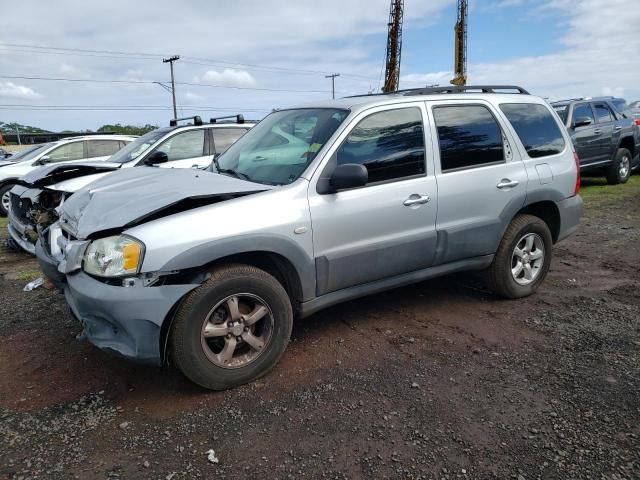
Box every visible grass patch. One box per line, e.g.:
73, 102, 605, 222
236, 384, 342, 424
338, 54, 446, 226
0, 217, 8, 229
580, 175, 640, 206
15, 270, 41, 281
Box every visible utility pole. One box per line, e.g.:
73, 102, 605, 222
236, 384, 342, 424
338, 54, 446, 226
162, 55, 180, 118
15, 125, 21, 145
325, 73, 340, 99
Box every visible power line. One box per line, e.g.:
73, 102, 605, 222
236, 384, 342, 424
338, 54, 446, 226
0, 74, 334, 93
0, 104, 272, 112
0, 42, 377, 81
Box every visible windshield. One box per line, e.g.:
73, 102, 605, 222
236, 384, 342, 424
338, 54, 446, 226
108, 128, 169, 164
213, 108, 349, 185
552, 105, 569, 123
10, 143, 54, 162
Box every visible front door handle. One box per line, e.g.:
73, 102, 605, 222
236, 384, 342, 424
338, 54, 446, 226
497, 179, 519, 189
593, 129, 601, 134
403, 194, 431, 207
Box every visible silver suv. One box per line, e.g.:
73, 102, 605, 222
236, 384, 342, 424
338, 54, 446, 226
38, 85, 583, 390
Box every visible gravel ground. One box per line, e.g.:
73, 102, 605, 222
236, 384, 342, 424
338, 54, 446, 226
1, 177, 639, 480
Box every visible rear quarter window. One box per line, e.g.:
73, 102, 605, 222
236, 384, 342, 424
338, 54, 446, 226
500, 103, 566, 158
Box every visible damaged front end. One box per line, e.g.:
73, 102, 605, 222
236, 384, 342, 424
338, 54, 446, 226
7, 185, 66, 254
7, 162, 120, 254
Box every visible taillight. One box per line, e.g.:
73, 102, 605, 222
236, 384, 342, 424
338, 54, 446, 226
573, 151, 581, 196
635, 119, 640, 126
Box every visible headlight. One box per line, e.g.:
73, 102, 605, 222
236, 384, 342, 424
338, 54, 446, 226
83, 235, 144, 277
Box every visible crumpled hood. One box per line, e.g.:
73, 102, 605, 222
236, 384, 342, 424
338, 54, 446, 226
59, 167, 272, 239
19, 161, 122, 187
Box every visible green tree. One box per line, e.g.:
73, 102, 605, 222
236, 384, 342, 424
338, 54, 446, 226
97, 123, 158, 135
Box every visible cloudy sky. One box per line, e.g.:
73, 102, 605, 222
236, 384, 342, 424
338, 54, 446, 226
0, 0, 638, 131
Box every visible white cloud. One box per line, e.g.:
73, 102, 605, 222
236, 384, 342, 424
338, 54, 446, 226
0, 82, 43, 99
197, 69, 256, 88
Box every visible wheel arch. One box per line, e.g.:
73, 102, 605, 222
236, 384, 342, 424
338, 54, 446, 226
617, 135, 635, 158
516, 200, 561, 243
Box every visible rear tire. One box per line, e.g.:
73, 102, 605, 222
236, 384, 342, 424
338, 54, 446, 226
170, 264, 293, 390
0, 183, 14, 217
486, 214, 553, 299
606, 148, 631, 185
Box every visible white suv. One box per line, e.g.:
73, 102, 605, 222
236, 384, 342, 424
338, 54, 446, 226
0, 135, 135, 216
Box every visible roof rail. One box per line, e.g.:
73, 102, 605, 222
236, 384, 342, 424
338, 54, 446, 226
210, 114, 245, 124
401, 85, 530, 96
169, 115, 203, 127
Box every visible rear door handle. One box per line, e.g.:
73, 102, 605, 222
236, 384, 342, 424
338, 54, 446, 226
497, 179, 519, 189
403, 194, 431, 207
593, 129, 601, 134
614, 126, 622, 131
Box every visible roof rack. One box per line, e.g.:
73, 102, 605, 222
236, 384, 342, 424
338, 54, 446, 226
346, 84, 529, 99
401, 85, 530, 96
210, 114, 245, 124
169, 115, 203, 127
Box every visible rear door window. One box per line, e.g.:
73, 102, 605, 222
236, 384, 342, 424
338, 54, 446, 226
87, 140, 123, 157
213, 128, 248, 154
500, 103, 565, 158
433, 105, 504, 172
594, 103, 615, 123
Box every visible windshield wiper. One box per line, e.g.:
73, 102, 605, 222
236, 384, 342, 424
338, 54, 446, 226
215, 165, 253, 182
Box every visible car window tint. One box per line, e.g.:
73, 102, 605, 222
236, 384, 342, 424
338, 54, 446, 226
336, 107, 425, 183
47, 141, 85, 162
500, 103, 565, 158
433, 105, 504, 172
594, 103, 614, 123
573, 104, 594, 124
156, 129, 205, 161
213, 128, 248, 153
87, 140, 123, 157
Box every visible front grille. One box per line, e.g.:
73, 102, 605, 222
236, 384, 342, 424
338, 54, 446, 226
9, 192, 31, 223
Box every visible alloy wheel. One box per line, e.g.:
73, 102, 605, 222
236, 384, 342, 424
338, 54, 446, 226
511, 233, 545, 286
200, 293, 274, 369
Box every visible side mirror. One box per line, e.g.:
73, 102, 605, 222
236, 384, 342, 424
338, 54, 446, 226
144, 150, 169, 165
573, 116, 593, 128
329, 163, 368, 191
35, 155, 51, 166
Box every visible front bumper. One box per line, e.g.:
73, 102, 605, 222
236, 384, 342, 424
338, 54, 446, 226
556, 195, 583, 243
7, 220, 36, 254
64, 271, 198, 365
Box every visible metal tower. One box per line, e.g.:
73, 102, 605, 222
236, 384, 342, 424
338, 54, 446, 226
382, 0, 404, 93
450, 0, 468, 86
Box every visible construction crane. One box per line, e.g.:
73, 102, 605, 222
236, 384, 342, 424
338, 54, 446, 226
450, 0, 468, 86
382, 0, 404, 93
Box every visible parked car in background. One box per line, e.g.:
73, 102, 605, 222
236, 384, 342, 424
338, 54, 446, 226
551, 97, 640, 184
629, 100, 640, 124
0, 147, 12, 160
38, 85, 582, 390
0, 135, 135, 217
7, 116, 253, 254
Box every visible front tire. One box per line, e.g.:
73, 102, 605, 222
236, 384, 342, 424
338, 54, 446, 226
486, 214, 553, 299
606, 148, 631, 185
170, 264, 293, 390
0, 183, 14, 217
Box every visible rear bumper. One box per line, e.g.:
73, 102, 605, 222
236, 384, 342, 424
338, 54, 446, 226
556, 195, 583, 243
64, 271, 198, 365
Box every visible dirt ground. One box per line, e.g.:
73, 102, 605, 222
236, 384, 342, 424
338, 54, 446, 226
1, 177, 639, 480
